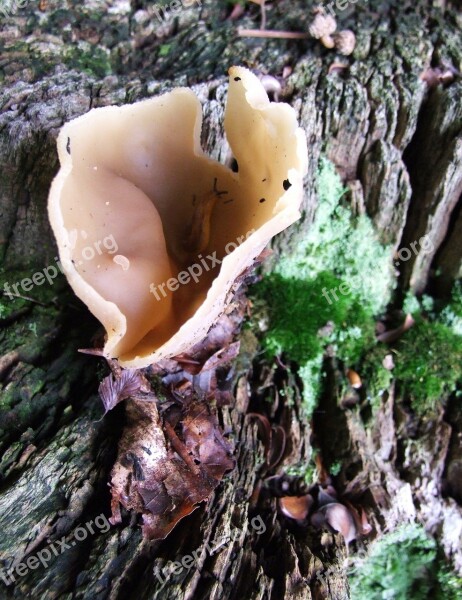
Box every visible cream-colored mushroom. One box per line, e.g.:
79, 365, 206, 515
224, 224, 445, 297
308, 12, 337, 49
48, 66, 308, 368
333, 29, 356, 56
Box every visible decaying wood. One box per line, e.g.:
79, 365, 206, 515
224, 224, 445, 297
0, 0, 462, 598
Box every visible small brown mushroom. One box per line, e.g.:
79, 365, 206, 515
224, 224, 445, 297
279, 494, 313, 521
311, 502, 357, 544
308, 13, 337, 49
333, 30, 356, 56
346, 368, 362, 389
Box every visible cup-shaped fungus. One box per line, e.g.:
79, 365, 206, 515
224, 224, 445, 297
48, 66, 308, 368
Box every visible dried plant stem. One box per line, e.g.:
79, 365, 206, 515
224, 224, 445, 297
2, 292, 48, 306
237, 28, 310, 39
260, 0, 266, 31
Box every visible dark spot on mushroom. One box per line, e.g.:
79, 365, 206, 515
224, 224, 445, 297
259, 198, 266, 203
213, 177, 228, 197
66, 137, 71, 154
283, 179, 292, 190
262, 178, 267, 182
231, 158, 239, 173
234, 77, 241, 81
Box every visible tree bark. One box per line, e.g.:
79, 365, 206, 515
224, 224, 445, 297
1, 0, 461, 598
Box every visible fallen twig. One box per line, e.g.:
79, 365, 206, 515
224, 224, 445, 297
237, 28, 310, 39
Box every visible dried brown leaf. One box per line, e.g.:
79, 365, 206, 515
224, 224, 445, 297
98, 368, 149, 413
110, 397, 235, 540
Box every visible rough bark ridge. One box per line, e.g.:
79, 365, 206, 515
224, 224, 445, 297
0, 0, 461, 598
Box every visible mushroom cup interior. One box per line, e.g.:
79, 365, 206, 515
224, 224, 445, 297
48, 66, 308, 368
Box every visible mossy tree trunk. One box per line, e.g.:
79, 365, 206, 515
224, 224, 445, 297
1, 0, 461, 598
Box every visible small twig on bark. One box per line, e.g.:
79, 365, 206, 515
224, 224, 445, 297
260, 0, 266, 30
237, 28, 310, 39
164, 420, 201, 475
2, 292, 49, 307
0, 350, 20, 379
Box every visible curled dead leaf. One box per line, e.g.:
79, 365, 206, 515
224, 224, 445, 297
110, 397, 235, 540
246, 414, 287, 470
99, 368, 152, 414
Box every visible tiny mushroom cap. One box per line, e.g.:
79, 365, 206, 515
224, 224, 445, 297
48, 66, 308, 368
279, 494, 313, 521
258, 74, 283, 102
346, 368, 362, 389
333, 30, 356, 56
308, 13, 337, 49
311, 502, 357, 544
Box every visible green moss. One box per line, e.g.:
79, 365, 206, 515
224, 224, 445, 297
251, 159, 461, 417
250, 157, 394, 416
436, 562, 462, 599
361, 345, 394, 410
349, 524, 462, 600
298, 355, 323, 418
0, 267, 66, 313
159, 44, 172, 57
274, 157, 394, 316
255, 271, 370, 364
367, 281, 462, 414
439, 280, 462, 335
63, 44, 111, 77
286, 449, 318, 485
349, 524, 436, 600
393, 319, 462, 414
329, 460, 342, 476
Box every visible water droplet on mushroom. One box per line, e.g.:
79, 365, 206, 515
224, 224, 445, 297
113, 255, 130, 271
